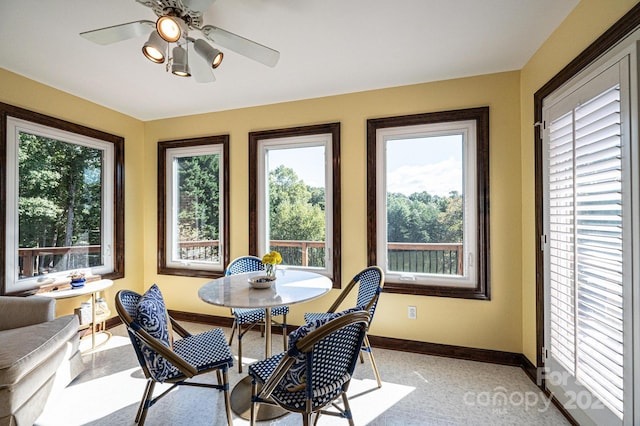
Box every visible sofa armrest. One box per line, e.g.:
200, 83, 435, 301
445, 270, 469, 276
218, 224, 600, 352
0, 296, 56, 331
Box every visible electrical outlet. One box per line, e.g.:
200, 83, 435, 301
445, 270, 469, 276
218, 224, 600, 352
408, 306, 417, 319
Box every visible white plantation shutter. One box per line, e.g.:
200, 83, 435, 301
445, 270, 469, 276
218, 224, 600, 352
548, 109, 576, 376
574, 85, 624, 418
546, 79, 625, 421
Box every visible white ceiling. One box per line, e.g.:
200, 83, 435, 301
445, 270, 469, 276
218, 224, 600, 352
0, 0, 579, 121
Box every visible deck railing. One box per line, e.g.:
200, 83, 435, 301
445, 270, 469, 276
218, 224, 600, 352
18, 245, 102, 278
387, 242, 463, 275
18, 240, 463, 277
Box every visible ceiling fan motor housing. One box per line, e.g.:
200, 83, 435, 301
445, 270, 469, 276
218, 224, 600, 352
136, 0, 205, 28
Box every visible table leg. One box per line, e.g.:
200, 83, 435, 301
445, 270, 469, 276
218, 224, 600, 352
91, 291, 97, 349
265, 308, 272, 358
229, 307, 287, 421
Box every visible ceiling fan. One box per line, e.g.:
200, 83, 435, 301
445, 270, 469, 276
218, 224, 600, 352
80, 0, 280, 83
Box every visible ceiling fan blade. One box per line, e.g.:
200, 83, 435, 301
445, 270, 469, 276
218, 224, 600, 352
182, 0, 218, 13
201, 25, 280, 67
190, 50, 216, 83
80, 20, 156, 45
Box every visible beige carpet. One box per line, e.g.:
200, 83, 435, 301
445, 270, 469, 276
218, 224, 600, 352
36, 322, 569, 425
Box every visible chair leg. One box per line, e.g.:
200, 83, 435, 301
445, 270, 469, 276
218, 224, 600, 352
228, 320, 237, 345
302, 412, 312, 426
238, 331, 243, 373
282, 313, 288, 351
341, 391, 355, 426
222, 369, 233, 426
136, 379, 155, 425
363, 335, 382, 388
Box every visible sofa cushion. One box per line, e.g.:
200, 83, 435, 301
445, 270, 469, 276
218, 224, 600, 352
0, 296, 55, 331
0, 315, 79, 388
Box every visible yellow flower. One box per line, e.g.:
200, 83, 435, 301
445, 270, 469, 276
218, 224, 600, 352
262, 250, 282, 265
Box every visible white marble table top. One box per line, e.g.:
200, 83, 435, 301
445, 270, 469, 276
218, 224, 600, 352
198, 269, 332, 309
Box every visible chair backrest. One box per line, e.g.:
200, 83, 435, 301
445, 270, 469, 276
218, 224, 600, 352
116, 288, 196, 382
328, 266, 384, 321
263, 309, 370, 406
225, 255, 264, 275
115, 289, 150, 377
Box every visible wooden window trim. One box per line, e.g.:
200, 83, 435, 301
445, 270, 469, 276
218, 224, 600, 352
367, 107, 490, 299
0, 102, 125, 295
249, 123, 341, 289
157, 135, 230, 278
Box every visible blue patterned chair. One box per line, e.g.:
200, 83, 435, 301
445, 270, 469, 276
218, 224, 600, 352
304, 266, 384, 387
225, 255, 289, 373
115, 285, 234, 425
248, 309, 370, 426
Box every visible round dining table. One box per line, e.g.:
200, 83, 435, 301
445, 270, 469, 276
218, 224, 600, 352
198, 268, 332, 420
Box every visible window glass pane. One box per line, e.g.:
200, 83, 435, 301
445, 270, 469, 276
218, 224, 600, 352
158, 135, 228, 277
385, 135, 464, 276
173, 153, 221, 264
367, 108, 488, 298
266, 145, 326, 268
18, 131, 104, 279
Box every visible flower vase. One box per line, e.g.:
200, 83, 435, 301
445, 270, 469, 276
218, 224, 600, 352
71, 277, 86, 288
265, 264, 277, 278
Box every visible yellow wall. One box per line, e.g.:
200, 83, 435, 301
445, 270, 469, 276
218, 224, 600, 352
0, 68, 147, 314
144, 71, 525, 353
3, 0, 635, 357
519, 0, 639, 363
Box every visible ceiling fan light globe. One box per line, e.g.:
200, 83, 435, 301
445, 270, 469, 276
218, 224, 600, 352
142, 31, 166, 63
172, 69, 191, 77
212, 51, 223, 68
142, 46, 164, 63
194, 39, 223, 69
171, 46, 191, 77
157, 16, 185, 43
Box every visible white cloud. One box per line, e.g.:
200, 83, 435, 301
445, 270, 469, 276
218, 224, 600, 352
388, 157, 462, 196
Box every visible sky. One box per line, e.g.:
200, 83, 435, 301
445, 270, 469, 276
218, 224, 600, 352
267, 145, 326, 187
386, 135, 463, 196
265, 135, 463, 197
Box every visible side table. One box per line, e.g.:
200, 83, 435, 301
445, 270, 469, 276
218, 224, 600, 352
39, 279, 114, 352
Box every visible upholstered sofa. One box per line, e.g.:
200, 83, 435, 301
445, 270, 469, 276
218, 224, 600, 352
0, 296, 83, 425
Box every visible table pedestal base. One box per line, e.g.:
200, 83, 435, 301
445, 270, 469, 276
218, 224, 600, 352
230, 376, 289, 421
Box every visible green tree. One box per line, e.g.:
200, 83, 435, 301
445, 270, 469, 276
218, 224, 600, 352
176, 154, 220, 242
268, 165, 324, 241
18, 132, 102, 272
387, 190, 462, 244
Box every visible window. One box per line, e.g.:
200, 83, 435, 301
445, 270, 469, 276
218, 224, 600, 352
249, 123, 341, 287
2, 105, 124, 295
158, 136, 229, 277
540, 31, 636, 426
367, 108, 489, 299
533, 8, 640, 425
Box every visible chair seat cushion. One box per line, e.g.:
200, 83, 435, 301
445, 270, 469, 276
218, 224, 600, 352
248, 352, 285, 385
234, 306, 289, 325
233, 308, 265, 325
166, 328, 233, 380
